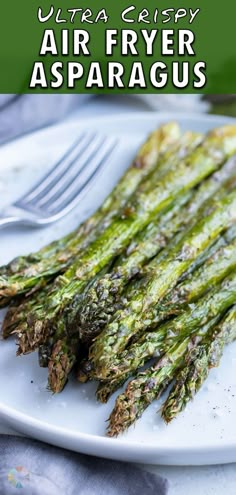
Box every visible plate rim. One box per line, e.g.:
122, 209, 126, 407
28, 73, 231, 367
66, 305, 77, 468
1, 110, 236, 152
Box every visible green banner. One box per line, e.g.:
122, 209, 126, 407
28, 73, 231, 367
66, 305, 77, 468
0, 1, 235, 93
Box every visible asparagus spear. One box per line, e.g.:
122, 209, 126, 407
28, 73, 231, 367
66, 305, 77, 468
89, 191, 236, 379
96, 252, 236, 401
1, 289, 48, 341
162, 235, 236, 309
13, 125, 234, 354
107, 273, 236, 436
78, 163, 236, 344
1, 299, 27, 339
162, 306, 236, 423
0, 122, 180, 306
48, 336, 79, 392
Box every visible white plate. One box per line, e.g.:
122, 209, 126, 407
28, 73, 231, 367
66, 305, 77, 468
0, 112, 236, 466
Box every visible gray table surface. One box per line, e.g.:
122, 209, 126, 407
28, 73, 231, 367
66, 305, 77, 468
1, 95, 236, 495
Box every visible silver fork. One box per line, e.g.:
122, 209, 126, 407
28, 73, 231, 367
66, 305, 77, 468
0, 132, 118, 229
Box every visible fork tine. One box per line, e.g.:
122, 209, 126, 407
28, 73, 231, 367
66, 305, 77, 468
36, 134, 106, 210
17, 132, 91, 205
47, 138, 118, 216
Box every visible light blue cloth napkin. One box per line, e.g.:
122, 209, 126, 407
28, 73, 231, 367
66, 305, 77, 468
0, 95, 91, 144
0, 435, 168, 494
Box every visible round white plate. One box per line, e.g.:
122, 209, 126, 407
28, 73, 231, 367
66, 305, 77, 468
1, 112, 236, 466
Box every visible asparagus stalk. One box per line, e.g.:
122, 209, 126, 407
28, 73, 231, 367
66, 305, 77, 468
162, 306, 236, 423
12, 125, 234, 354
78, 163, 236, 344
2, 289, 48, 341
96, 256, 236, 401
89, 191, 236, 379
0, 122, 180, 306
48, 336, 79, 392
1, 299, 27, 339
107, 273, 236, 435
162, 234, 236, 309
